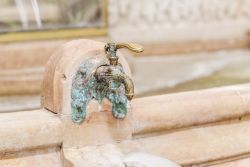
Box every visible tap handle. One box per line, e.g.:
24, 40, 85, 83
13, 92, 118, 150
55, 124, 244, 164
104, 43, 144, 66
116, 43, 144, 53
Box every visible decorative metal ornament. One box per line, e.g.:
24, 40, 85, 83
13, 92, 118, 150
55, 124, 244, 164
71, 43, 144, 123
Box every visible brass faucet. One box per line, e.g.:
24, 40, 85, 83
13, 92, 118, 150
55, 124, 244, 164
71, 42, 143, 123
94, 43, 144, 101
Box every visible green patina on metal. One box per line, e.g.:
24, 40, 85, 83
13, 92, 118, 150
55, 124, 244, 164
71, 42, 144, 124
71, 58, 128, 123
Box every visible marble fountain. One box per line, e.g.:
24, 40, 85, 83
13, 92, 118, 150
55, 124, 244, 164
1, 39, 250, 166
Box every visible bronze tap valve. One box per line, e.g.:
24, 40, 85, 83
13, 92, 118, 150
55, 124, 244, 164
104, 43, 144, 66
95, 43, 144, 100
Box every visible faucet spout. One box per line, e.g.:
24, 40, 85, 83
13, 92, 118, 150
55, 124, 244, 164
121, 74, 134, 100
94, 65, 134, 100
100, 42, 143, 100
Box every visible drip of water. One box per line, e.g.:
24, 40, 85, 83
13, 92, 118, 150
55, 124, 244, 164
115, 117, 121, 129
127, 100, 132, 111
15, 0, 29, 29
30, 0, 42, 28
127, 100, 132, 119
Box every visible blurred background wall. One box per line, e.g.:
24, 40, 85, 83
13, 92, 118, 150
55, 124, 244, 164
0, 0, 250, 112
109, 0, 250, 42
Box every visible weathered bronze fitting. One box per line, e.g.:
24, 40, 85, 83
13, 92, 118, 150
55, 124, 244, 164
94, 65, 135, 100
71, 42, 143, 123
97, 42, 144, 100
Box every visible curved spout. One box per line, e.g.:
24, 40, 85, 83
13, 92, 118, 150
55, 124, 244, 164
94, 65, 134, 100
121, 75, 134, 100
